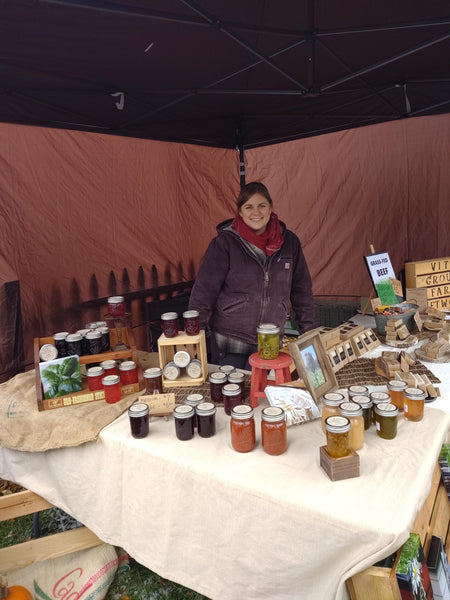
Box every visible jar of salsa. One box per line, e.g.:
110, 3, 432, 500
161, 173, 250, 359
185, 393, 204, 427
228, 370, 245, 400
324, 416, 351, 458
387, 380, 408, 411
261, 406, 287, 455
403, 387, 426, 422
182, 310, 200, 336
222, 383, 242, 416
173, 404, 195, 440
209, 371, 227, 403
53, 332, 69, 358
348, 385, 369, 399
374, 402, 398, 439
161, 312, 179, 338
100, 359, 118, 376
369, 391, 391, 424
143, 367, 163, 394
257, 323, 280, 360
85, 330, 103, 355
119, 360, 138, 385
196, 401, 216, 438
87, 366, 105, 391
108, 296, 126, 318
128, 402, 149, 439
102, 374, 121, 404
230, 404, 255, 453
321, 392, 345, 434
352, 395, 372, 430
338, 402, 364, 451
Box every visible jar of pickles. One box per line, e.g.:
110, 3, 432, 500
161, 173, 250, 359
338, 402, 364, 451
387, 380, 408, 411
161, 312, 179, 338
403, 387, 426, 422
257, 323, 280, 360
230, 404, 255, 452
321, 392, 345, 433
261, 406, 287, 455
369, 391, 391, 424
352, 395, 372, 430
374, 402, 398, 439
324, 416, 351, 458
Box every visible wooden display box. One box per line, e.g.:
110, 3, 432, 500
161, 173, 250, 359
158, 330, 208, 388
405, 256, 450, 311
34, 327, 143, 411
320, 446, 360, 481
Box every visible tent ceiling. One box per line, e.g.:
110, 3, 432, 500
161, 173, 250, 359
1, 0, 449, 148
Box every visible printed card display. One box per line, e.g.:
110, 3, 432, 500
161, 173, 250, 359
39, 355, 82, 399
364, 251, 399, 305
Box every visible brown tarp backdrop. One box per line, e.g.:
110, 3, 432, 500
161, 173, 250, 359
0, 113, 449, 374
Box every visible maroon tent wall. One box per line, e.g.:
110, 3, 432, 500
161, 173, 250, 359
0, 114, 449, 372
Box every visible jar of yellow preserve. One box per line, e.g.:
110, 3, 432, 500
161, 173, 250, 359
321, 392, 345, 434
338, 402, 364, 451
324, 416, 351, 458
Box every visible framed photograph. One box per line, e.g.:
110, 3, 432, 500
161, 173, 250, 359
288, 330, 338, 403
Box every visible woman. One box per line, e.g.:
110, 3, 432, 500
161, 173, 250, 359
188, 181, 316, 368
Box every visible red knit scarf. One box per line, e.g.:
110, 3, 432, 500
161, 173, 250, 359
232, 213, 284, 256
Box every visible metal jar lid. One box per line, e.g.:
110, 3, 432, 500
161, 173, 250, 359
196, 401, 216, 416
119, 360, 136, 371
351, 394, 372, 408
375, 402, 399, 417
108, 296, 125, 304
53, 331, 69, 340
183, 310, 199, 318
324, 415, 351, 433
85, 330, 102, 340
39, 344, 58, 362
388, 380, 408, 391
219, 364, 235, 374
76, 329, 90, 337
185, 393, 204, 407
322, 392, 345, 406
404, 387, 427, 400
161, 311, 178, 320
369, 391, 391, 404
261, 406, 285, 422
144, 367, 163, 378
231, 404, 254, 419
348, 385, 369, 395
163, 362, 180, 380
173, 404, 195, 419
173, 350, 191, 368
102, 374, 120, 386
87, 366, 104, 377
228, 370, 245, 383
209, 371, 227, 383
128, 402, 149, 417
66, 333, 82, 342
338, 401, 363, 417
257, 323, 280, 334
100, 360, 117, 369
222, 383, 241, 396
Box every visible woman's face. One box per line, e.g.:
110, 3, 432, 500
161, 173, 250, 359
239, 193, 272, 235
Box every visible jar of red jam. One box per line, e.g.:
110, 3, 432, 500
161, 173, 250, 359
161, 312, 179, 338
108, 296, 126, 318
261, 406, 287, 455
230, 404, 255, 453
85, 330, 103, 355
128, 402, 149, 439
119, 360, 138, 385
143, 367, 163, 394
196, 401, 216, 438
102, 374, 121, 404
183, 310, 200, 336
222, 383, 242, 416
100, 359, 118, 376
87, 366, 105, 391
227, 370, 245, 400
173, 404, 195, 440
209, 371, 227, 403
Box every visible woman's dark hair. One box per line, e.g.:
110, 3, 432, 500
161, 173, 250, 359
236, 181, 273, 210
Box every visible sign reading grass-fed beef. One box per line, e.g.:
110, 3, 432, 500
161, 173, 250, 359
405, 256, 450, 311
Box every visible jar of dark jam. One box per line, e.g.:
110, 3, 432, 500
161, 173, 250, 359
100, 359, 118, 376
183, 310, 200, 336
230, 404, 255, 452
374, 402, 398, 439
261, 406, 287, 455
227, 370, 245, 400
53, 332, 69, 358
108, 296, 126, 318
128, 402, 149, 439
196, 401, 216, 438
173, 404, 195, 440
257, 323, 280, 360
209, 371, 227, 403
143, 367, 163, 394
87, 366, 105, 391
185, 393, 204, 428
77, 329, 91, 355
66, 333, 83, 356
222, 383, 242, 416
85, 330, 103, 355
369, 391, 391, 424
98, 326, 110, 352
161, 312, 179, 338
352, 395, 373, 430
119, 360, 138, 385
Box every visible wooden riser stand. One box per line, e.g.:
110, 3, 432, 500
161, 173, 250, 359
158, 330, 208, 388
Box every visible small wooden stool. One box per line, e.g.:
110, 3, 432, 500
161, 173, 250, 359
248, 352, 293, 408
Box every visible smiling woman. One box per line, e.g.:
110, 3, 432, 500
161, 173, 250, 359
188, 181, 316, 369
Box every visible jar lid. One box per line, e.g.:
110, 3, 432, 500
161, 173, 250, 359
128, 402, 149, 417
196, 401, 216, 415
173, 350, 191, 367
388, 380, 408, 390
324, 415, 351, 433
108, 296, 125, 304
173, 404, 194, 418
53, 331, 69, 340
119, 360, 136, 371
351, 394, 372, 408
102, 374, 120, 386
87, 366, 104, 377
96, 321, 107, 328
348, 385, 369, 395
257, 323, 280, 334
185, 393, 204, 406
219, 365, 235, 374
228, 370, 245, 383
144, 367, 163, 378
231, 404, 254, 419
100, 360, 116, 369
375, 402, 399, 417
39, 343, 58, 362
404, 387, 427, 400
183, 310, 199, 318
222, 383, 241, 396
209, 371, 227, 383
66, 333, 82, 342
261, 406, 285, 422
338, 401, 363, 417
86, 322, 99, 330
98, 326, 109, 334
161, 312, 178, 320
322, 392, 345, 406
77, 329, 90, 336
370, 391, 391, 404
85, 330, 102, 340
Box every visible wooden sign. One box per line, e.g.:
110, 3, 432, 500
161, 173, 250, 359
405, 256, 450, 310
141, 393, 175, 417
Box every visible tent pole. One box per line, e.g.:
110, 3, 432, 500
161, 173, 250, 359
238, 144, 246, 188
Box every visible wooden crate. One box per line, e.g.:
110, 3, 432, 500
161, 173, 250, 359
34, 327, 144, 411
158, 330, 208, 388
347, 462, 450, 600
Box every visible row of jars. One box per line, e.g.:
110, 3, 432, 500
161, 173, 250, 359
161, 310, 200, 337
87, 359, 139, 403
163, 351, 202, 380
49, 324, 110, 359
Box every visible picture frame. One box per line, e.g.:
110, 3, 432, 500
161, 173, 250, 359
288, 329, 338, 403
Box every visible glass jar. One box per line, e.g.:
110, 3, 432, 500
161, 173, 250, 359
85, 330, 103, 355
348, 385, 369, 399
387, 380, 408, 411
230, 404, 255, 453
324, 416, 351, 458
87, 366, 105, 391
98, 326, 110, 352
53, 332, 69, 358
196, 401, 216, 438
185, 393, 204, 428
374, 402, 398, 439
257, 323, 280, 359
219, 365, 235, 376
102, 374, 121, 404
321, 392, 345, 434
209, 371, 227, 403
173, 350, 191, 368
119, 360, 138, 385
261, 406, 287, 455
100, 359, 118, 376
228, 370, 245, 400
128, 402, 149, 439
173, 404, 195, 440
352, 395, 372, 430
65, 333, 83, 356
143, 367, 163, 394
163, 361, 180, 381
222, 383, 242, 416
369, 391, 391, 424
161, 312, 179, 338
39, 343, 58, 362
404, 387, 426, 422
186, 358, 202, 379
77, 329, 91, 355
338, 402, 364, 450
108, 295, 126, 318
183, 310, 200, 336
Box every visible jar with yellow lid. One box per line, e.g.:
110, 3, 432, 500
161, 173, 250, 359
320, 392, 345, 434
338, 402, 364, 450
